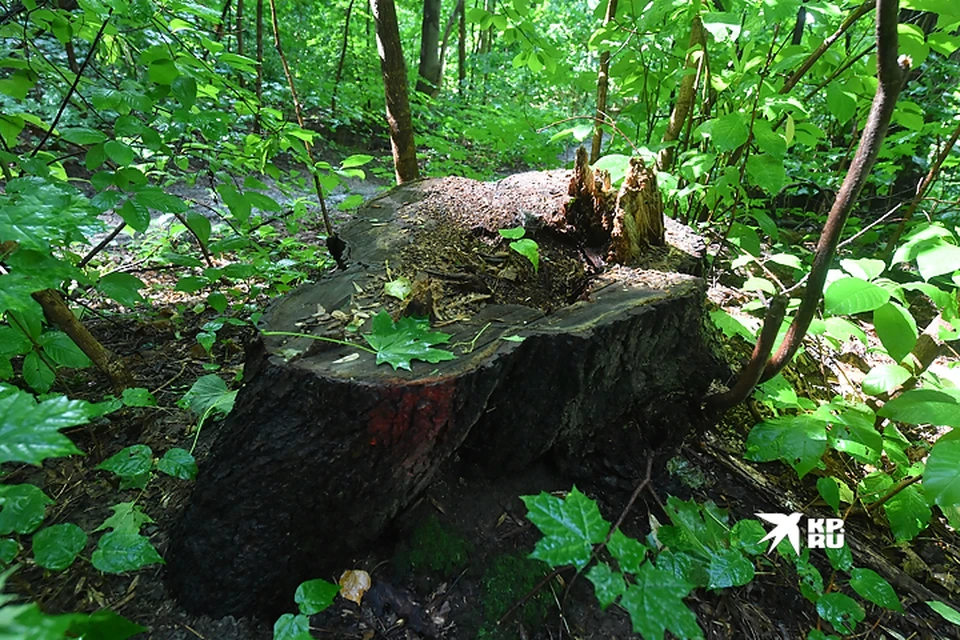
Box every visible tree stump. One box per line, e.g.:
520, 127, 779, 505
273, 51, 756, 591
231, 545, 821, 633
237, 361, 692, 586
167, 159, 717, 618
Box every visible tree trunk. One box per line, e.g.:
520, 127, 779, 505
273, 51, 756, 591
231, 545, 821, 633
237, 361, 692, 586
590, 0, 618, 163
657, 15, 706, 171
416, 0, 442, 95
236, 0, 245, 87
458, 0, 466, 94
331, 0, 355, 112
371, 0, 419, 183
435, 0, 464, 96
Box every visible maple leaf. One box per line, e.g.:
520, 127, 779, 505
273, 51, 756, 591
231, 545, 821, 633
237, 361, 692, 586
362, 311, 455, 371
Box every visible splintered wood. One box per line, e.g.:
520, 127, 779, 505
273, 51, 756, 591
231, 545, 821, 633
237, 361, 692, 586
563, 147, 665, 264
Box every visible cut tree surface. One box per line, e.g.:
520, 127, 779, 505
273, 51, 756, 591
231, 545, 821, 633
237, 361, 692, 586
167, 167, 718, 618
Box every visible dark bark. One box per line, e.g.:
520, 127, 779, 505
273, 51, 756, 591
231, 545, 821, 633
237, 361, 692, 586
236, 0, 244, 87
458, 0, 466, 93
331, 0, 355, 112
435, 0, 464, 95
415, 0, 442, 95
791, 5, 807, 45
371, 0, 419, 183
590, 0, 618, 163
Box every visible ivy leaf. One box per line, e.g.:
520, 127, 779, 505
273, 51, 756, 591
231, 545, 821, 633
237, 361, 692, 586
586, 563, 627, 610
95, 502, 154, 535
620, 562, 701, 640
32, 523, 87, 571
923, 439, 960, 508
0, 484, 53, 535
608, 528, 647, 574
92, 530, 164, 573
98, 445, 153, 490
522, 486, 610, 570
884, 484, 931, 541
294, 578, 339, 615
850, 568, 903, 612
273, 613, 313, 640
878, 389, 960, 428
157, 448, 197, 481
362, 311, 455, 371
816, 592, 864, 634
0, 389, 88, 465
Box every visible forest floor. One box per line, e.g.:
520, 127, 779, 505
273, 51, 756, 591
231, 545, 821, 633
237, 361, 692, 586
19, 151, 960, 640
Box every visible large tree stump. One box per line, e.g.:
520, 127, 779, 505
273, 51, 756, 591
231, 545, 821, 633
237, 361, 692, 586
167, 162, 717, 618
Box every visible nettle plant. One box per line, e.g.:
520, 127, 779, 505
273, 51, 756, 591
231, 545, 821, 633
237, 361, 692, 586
521, 490, 910, 639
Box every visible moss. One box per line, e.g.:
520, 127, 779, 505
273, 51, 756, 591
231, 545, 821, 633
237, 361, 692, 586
477, 554, 552, 640
394, 514, 471, 577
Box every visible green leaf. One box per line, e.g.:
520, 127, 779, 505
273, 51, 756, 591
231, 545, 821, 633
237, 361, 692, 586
706, 113, 748, 152
148, 58, 179, 85
620, 562, 701, 640
39, 331, 92, 369
96, 502, 153, 535
498, 227, 526, 240
104, 140, 135, 167
121, 388, 156, 408
509, 238, 540, 273
22, 351, 54, 393
927, 600, 960, 625
119, 198, 151, 233
32, 523, 87, 571
66, 609, 147, 640
916, 242, 960, 281
873, 302, 917, 362
0, 389, 89, 465
746, 154, 786, 194
817, 477, 841, 512
59, 127, 107, 145
521, 486, 610, 570
850, 568, 902, 612
207, 292, 229, 313
217, 183, 251, 223
157, 448, 197, 481
862, 364, 911, 396
179, 374, 236, 417
0, 484, 52, 534
134, 188, 188, 214
826, 83, 857, 124
825, 543, 852, 572
816, 592, 864, 634
98, 445, 153, 490
841, 258, 886, 281
384, 278, 411, 300
744, 415, 827, 478
273, 613, 312, 640
824, 278, 891, 315
294, 578, 339, 615
924, 439, 960, 508
92, 530, 164, 573
586, 563, 626, 610
99, 272, 146, 307
171, 75, 197, 108
0, 538, 18, 564
362, 311, 455, 371
340, 154, 373, 169
885, 484, 931, 541
879, 389, 960, 427
0, 326, 31, 357
706, 548, 754, 588
175, 275, 209, 293
729, 519, 767, 556
608, 528, 647, 573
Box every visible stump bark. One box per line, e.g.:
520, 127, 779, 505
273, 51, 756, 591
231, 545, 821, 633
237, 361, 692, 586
167, 164, 717, 618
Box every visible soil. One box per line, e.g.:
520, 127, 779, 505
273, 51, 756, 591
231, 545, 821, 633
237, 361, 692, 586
10, 158, 960, 640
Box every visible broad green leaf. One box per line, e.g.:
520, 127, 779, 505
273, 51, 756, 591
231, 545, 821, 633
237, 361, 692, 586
0, 484, 52, 534
32, 523, 87, 571
362, 311, 455, 371
850, 568, 902, 611
0, 326, 31, 357
98, 445, 153, 490
66, 609, 146, 640
817, 592, 864, 634
817, 477, 841, 512
384, 278, 411, 300
119, 198, 151, 233
59, 127, 107, 145
826, 83, 857, 124
0, 538, 18, 564
22, 351, 54, 392
744, 415, 827, 478
92, 530, 164, 573
586, 563, 626, 610
706, 548, 754, 588
340, 154, 373, 169
175, 275, 209, 293
217, 183, 251, 223
916, 242, 960, 281
859, 472, 894, 505
927, 600, 960, 625
824, 277, 890, 315
186, 212, 212, 246
828, 421, 882, 465
207, 292, 229, 313
157, 448, 197, 481
924, 439, 960, 508
621, 562, 702, 640
294, 578, 339, 615
98, 272, 146, 307
498, 227, 525, 240
148, 58, 179, 84
825, 543, 852, 572
729, 520, 766, 556
39, 332, 92, 369
179, 374, 236, 417
608, 528, 647, 573
134, 187, 188, 214
746, 154, 786, 194
95, 502, 153, 535
522, 486, 610, 569
823, 317, 867, 345
0, 390, 87, 465
862, 364, 911, 396
841, 258, 885, 281
121, 388, 156, 408
873, 302, 917, 362
878, 389, 960, 427
708, 113, 748, 152
104, 140, 135, 167
509, 238, 539, 273
247, 192, 282, 212
171, 75, 197, 108
884, 484, 931, 542
273, 613, 312, 640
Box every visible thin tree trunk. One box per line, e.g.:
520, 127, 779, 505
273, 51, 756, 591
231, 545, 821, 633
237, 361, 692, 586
236, 0, 245, 88
215, 0, 232, 40
458, 0, 466, 94
435, 0, 464, 96
371, 0, 419, 183
590, 0, 619, 163
416, 0, 442, 95
657, 15, 706, 171
331, 0, 355, 112
256, 0, 264, 102
791, 5, 806, 45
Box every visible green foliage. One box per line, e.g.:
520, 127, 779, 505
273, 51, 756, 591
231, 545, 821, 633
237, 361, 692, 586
362, 311, 456, 371
498, 227, 540, 273
273, 578, 339, 640
395, 514, 471, 577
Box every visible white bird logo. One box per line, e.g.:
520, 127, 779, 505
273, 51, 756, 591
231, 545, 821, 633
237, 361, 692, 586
756, 512, 803, 554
